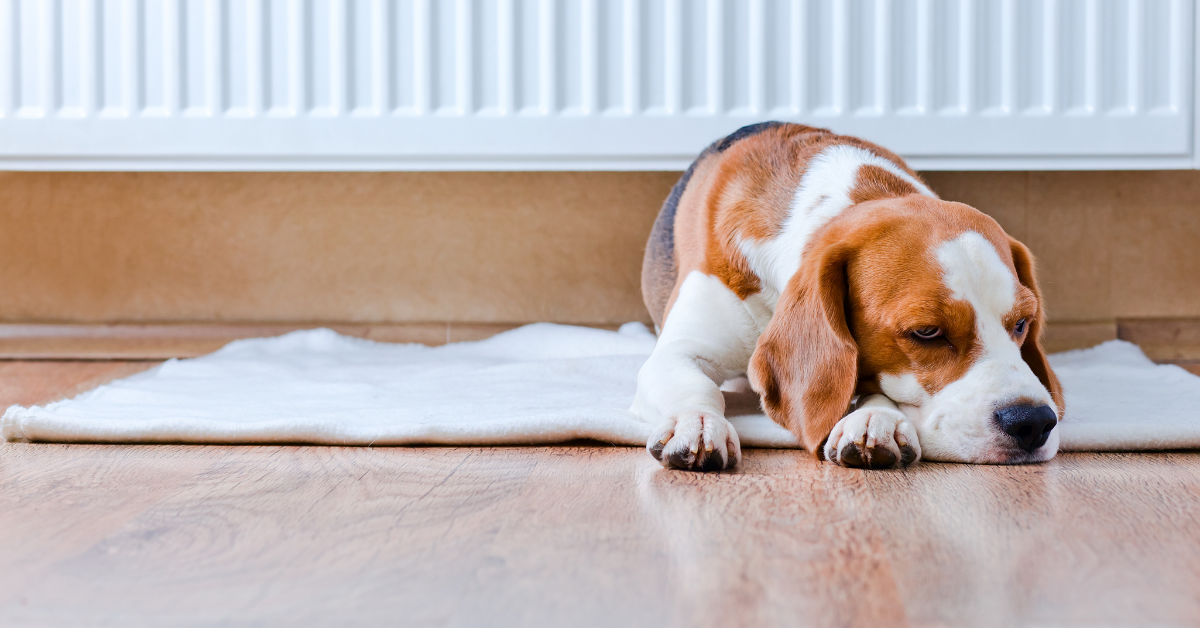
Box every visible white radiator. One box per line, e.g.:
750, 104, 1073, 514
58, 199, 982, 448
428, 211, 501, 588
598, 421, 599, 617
0, 0, 1193, 170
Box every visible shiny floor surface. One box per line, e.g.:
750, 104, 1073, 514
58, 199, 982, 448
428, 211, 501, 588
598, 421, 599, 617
1, 361, 1197, 627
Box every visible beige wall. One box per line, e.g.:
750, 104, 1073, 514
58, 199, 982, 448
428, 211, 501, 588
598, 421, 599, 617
0, 172, 672, 325
0, 170, 1197, 328
922, 171, 1200, 324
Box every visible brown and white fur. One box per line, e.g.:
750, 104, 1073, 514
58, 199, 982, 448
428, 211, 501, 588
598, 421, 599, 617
634, 123, 1064, 471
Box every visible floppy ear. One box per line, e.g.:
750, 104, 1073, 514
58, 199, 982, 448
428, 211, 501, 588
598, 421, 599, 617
748, 241, 858, 457
1009, 237, 1065, 416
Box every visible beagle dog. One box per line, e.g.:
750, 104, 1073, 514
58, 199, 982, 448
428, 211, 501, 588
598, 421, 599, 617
633, 122, 1063, 471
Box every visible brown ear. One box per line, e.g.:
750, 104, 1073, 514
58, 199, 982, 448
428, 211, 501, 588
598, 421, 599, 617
1009, 238, 1065, 415
748, 241, 858, 456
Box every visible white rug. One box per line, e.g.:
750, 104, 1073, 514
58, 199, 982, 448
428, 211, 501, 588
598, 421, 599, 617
4, 323, 1199, 451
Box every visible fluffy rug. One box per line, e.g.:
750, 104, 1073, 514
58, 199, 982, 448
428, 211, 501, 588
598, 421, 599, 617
4, 323, 1199, 451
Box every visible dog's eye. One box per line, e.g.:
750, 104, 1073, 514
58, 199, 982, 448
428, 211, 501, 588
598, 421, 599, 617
1013, 318, 1028, 335
911, 326, 943, 341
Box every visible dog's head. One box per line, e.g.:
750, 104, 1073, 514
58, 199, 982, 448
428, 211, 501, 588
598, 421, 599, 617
748, 196, 1063, 464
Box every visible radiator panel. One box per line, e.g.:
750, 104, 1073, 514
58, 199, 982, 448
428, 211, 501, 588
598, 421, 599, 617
0, 0, 1193, 170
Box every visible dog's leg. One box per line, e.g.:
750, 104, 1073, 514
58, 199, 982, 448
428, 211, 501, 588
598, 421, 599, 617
823, 394, 921, 468
632, 272, 761, 471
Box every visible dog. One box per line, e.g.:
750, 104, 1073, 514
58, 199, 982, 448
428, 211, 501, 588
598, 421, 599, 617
632, 122, 1063, 471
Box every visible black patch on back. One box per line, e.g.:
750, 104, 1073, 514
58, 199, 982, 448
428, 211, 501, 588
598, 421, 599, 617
713, 121, 785, 153
643, 122, 786, 328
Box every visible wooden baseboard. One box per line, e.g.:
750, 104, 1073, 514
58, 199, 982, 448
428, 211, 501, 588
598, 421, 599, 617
1041, 322, 1118, 353
1117, 318, 1200, 375
0, 323, 524, 360
1, 320, 1198, 376
1117, 318, 1200, 360
1014, 319, 1200, 375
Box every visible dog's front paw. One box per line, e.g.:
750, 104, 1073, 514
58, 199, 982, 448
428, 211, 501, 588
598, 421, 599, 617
823, 407, 920, 469
647, 411, 741, 471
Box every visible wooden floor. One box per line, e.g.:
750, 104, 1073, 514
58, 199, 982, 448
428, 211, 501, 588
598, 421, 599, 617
3, 363, 1200, 627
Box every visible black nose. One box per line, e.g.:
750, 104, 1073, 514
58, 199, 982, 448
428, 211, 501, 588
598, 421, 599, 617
994, 404, 1058, 452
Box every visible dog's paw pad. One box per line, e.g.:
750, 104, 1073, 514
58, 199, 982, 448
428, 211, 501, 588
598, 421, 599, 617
646, 412, 741, 472
837, 440, 898, 469
825, 407, 920, 469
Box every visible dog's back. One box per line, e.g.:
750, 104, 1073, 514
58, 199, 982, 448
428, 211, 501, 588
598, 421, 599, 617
641, 121, 786, 332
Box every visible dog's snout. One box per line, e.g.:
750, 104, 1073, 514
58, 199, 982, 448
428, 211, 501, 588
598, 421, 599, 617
994, 404, 1057, 452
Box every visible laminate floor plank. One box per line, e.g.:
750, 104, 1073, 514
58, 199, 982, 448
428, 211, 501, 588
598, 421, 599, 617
866, 453, 1200, 627
2, 446, 544, 627
442, 449, 905, 628
2, 360, 1200, 627
0, 445, 227, 610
